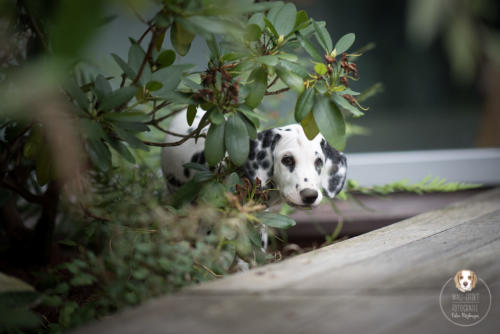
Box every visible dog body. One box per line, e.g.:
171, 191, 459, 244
454, 270, 477, 292
161, 108, 347, 207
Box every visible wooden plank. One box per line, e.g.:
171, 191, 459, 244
288, 189, 485, 242
72, 188, 500, 334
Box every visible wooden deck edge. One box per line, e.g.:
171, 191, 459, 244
188, 188, 500, 293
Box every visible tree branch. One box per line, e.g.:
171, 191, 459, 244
131, 28, 157, 86
0, 179, 44, 204
265, 87, 289, 95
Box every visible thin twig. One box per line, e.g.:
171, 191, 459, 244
265, 87, 289, 95
80, 203, 112, 222
267, 75, 279, 89
142, 119, 209, 147
131, 28, 157, 86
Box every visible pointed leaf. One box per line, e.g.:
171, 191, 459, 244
94, 75, 111, 101
313, 95, 346, 150
65, 79, 88, 111
331, 94, 364, 117
187, 105, 197, 126
100, 86, 137, 111
111, 53, 137, 80
170, 21, 194, 56
300, 110, 319, 140
312, 20, 332, 52
204, 122, 225, 166
334, 33, 355, 55
276, 65, 304, 93
108, 139, 135, 163
295, 87, 314, 122
86, 139, 111, 171
245, 67, 267, 108
225, 114, 249, 166
297, 33, 323, 62
245, 24, 262, 41
271, 2, 297, 37
258, 212, 296, 229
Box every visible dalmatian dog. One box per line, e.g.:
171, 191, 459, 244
161, 108, 346, 261
454, 269, 478, 293
161, 108, 347, 206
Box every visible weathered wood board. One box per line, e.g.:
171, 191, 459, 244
72, 188, 500, 334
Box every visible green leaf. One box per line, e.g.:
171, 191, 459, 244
295, 10, 309, 29
257, 55, 279, 66
245, 67, 267, 108
198, 181, 226, 207
239, 113, 257, 139
145, 81, 163, 91
248, 12, 265, 29
225, 114, 249, 166
157, 49, 176, 68
271, 2, 297, 37
278, 60, 309, 78
79, 118, 105, 140
170, 21, 195, 56
65, 79, 88, 111
313, 95, 346, 150
99, 86, 137, 111
152, 64, 193, 96
297, 32, 323, 62
108, 139, 136, 163
209, 108, 224, 125
300, 110, 319, 140
112, 53, 137, 80
187, 105, 197, 126
331, 94, 364, 117
193, 171, 215, 183
86, 139, 111, 171
275, 65, 304, 93
238, 106, 262, 129
258, 213, 296, 229
128, 43, 151, 84
205, 122, 225, 166
314, 62, 327, 75
245, 24, 262, 41
103, 111, 149, 123
70, 273, 96, 287
172, 180, 202, 208
112, 126, 150, 151
295, 87, 315, 122
264, 17, 279, 38
313, 20, 332, 52
334, 33, 355, 55
314, 80, 327, 94
94, 75, 111, 101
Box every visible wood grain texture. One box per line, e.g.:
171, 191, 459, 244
72, 188, 500, 334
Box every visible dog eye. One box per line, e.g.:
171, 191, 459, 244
315, 158, 323, 170
281, 155, 295, 166
459, 276, 463, 279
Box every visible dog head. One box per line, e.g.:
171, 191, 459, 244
454, 270, 477, 292
243, 124, 347, 207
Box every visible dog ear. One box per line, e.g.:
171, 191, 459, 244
320, 139, 347, 198
471, 271, 478, 288
454, 271, 461, 288
243, 129, 281, 189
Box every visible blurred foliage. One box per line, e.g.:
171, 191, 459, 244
407, 0, 500, 84
0, 0, 374, 331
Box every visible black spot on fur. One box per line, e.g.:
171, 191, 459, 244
328, 174, 342, 193
257, 132, 263, 140
271, 134, 281, 151
296, 184, 299, 189
267, 170, 273, 177
257, 150, 266, 161
261, 160, 270, 169
167, 175, 182, 187
183, 168, 190, 178
304, 178, 308, 182
285, 128, 291, 131
252, 162, 259, 170
262, 130, 274, 148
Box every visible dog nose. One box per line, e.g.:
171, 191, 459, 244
463, 281, 468, 287
300, 189, 318, 205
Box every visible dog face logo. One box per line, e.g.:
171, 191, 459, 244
454, 270, 477, 293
